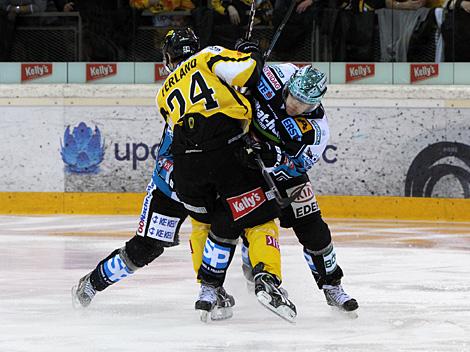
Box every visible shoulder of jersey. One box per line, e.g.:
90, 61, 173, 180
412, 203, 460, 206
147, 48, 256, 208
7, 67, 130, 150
266, 63, 298, 85
200, 46, 225, 55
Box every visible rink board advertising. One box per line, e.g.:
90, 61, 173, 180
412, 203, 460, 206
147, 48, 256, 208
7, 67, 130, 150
1, 84, 469, 201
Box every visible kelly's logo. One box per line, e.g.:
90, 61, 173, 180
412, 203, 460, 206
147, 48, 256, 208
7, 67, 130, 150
86, 63, 117, 81
410, 64, 438, 83
155, 63, 169, 81
345, 64, 375, 82
227, 187, 266, 221
21, 63, 52, 82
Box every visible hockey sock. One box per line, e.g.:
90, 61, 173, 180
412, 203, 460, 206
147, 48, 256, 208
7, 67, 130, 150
90, 247, 140, 291
245, 220, 282, 281
303, 243, 343, 289
189, 217, 211, 278
198, 232, 237, 287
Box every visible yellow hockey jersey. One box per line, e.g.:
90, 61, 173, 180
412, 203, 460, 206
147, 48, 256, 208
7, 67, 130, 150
156, 46, 260, 154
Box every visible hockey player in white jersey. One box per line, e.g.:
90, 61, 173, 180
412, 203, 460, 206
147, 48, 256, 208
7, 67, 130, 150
238, 63, 359, 313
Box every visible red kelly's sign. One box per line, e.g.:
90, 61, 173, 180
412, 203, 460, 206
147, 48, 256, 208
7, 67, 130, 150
86, 63, 117, 81
226, 187, 266, 221
155, 63, 169, 81
345, 63, 375, 82
21, 63, 53, 82
410, 64, 439, 83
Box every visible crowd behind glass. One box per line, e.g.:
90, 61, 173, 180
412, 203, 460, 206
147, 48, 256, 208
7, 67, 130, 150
0, 0, 469, 62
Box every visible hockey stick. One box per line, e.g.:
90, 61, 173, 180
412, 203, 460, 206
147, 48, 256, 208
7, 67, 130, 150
245, 0, 257, 40
243, 0, 304, 208
246, 145, 305, 208
263, 0, 298, 62
255, 156, 305, 208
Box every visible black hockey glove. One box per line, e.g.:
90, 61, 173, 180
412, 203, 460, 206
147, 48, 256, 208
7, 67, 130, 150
253, 141, 284, 168
234, 38, 261, 56
239, 135, 284, 169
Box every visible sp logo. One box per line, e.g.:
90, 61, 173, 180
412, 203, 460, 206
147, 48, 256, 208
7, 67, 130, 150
202, 239, 231, 269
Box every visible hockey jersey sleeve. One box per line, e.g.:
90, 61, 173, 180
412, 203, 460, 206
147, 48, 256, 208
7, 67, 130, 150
291, 115, 330, 172
205, 46, 262, 89
268, 115, 330, 178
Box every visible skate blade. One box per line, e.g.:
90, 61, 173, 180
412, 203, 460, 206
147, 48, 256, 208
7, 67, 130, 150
246, 280, 255, 293
329, 305, 359, 319
71, 285, 81, 309
210, 307, 233, 321
256, 291, 296, 323
198, 309, 210, 323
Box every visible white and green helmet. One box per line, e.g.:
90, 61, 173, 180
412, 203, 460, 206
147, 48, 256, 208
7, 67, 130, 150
286, 65, 327, 105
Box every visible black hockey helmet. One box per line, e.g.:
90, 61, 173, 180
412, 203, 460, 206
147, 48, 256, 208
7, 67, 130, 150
162, 28, 200, 72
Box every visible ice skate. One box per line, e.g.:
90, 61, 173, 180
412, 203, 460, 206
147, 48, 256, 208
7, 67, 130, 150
254, 272, 297, 323
71, 272, 96, 308
195, 284, 218, 323
323, 283, 358, 317
210, 286, 235, 321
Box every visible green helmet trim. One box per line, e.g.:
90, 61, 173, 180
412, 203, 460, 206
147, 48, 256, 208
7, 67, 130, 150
287, 66, 327, 105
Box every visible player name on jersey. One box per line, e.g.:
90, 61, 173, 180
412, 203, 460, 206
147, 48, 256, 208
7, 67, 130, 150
160, 59, 197, 98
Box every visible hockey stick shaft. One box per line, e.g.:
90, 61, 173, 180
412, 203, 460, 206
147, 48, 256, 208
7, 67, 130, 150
245, 0, 257, 40
263, 0, 297, 62
255, 155, 305, 208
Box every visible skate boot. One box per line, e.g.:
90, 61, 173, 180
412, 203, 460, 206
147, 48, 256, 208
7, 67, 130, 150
323, 283, 359, 314
254, 272, 297, 323
71, 272, 96, 308
210, 286, 236, 321
195, 284, 218, 323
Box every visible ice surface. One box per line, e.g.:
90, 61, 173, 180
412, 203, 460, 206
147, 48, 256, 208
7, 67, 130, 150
0, 216, 469, 352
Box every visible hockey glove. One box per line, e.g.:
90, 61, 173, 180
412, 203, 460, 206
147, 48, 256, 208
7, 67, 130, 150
235, 38, 261, 56
271, 157, 304, 179
251, 141, 285, 168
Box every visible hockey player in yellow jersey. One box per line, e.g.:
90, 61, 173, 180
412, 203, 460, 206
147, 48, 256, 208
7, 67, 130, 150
156, 28, 296, 322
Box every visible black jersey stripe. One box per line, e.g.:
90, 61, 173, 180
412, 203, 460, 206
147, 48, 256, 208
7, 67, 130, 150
218, 78, 250, 115
207, 54, 252, 72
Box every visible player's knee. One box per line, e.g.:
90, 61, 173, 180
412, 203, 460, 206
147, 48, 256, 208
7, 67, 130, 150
292, 211, 331, 251
190, 217, 210, 240
125, 235, 165, 268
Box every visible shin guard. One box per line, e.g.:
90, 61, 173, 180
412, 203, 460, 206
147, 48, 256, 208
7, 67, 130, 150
198, 232, 237, 287
303, 243, 343, 289
90, 247, 140, 291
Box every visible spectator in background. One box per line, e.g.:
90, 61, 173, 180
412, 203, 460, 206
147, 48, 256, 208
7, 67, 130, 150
52, 0, 74, 11
129, 0, 194, 27
75, 0, 134, 61
441, 0, 470, 61
385, 0, 425, 10
0, 0, 47, 61
210, 0, 273, 48
272, 0, 319, 60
